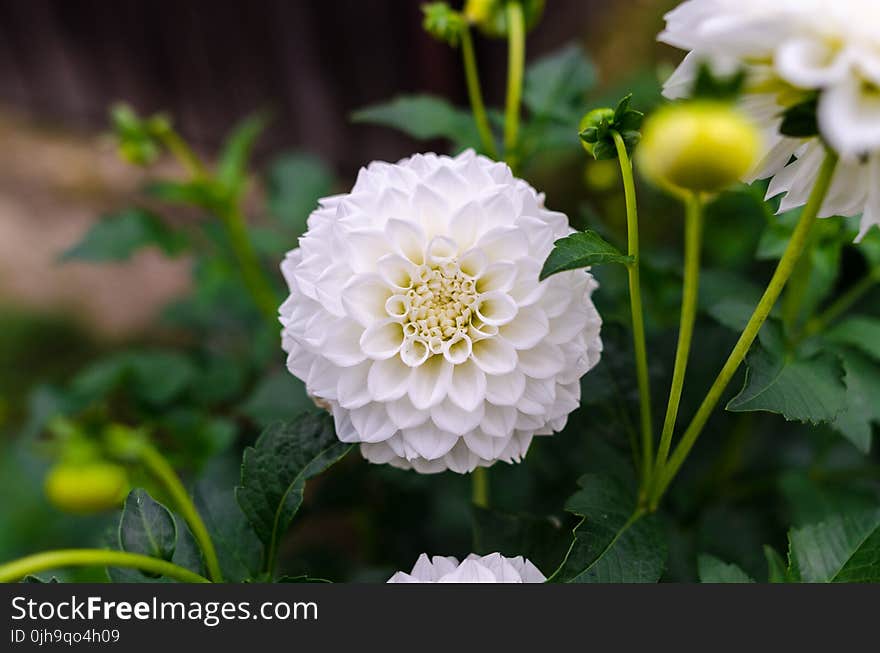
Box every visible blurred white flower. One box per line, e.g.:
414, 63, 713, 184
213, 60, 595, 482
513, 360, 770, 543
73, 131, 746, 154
661, 0, 880, 239
280, 150, 602, 473
387, 552, 546, 583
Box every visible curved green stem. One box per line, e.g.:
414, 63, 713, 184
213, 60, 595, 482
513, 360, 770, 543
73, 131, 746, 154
155, 128, 208, 179
652, 192, 703, 487
140, 445, 223, 582
472, 467, 489, 508
460, 26, 497, 159
799, 267, 880, 340
0, 549, 210, 584
612, 131, 654, 491
503, 1, 525, 166
650, 150, 838, 508
220, 204, 280, 327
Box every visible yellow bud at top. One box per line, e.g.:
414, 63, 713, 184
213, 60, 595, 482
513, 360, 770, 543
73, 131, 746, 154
636, 101, 760, 195
464, 0, 496, 25
45, 462, 129, 514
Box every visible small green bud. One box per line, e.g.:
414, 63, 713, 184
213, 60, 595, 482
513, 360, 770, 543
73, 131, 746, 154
422, 2, 465, 47
45, 462, 129, 514
637, 101, 761, 194
578, 94, 643, 161
103, 423, 149, 462
109, 103, 170, 166
465, 0, 545, 39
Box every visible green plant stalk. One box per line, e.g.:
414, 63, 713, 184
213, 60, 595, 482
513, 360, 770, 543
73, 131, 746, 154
612, 131, 654, 490
652, 192, 703, 488
0, 549, 210, 584
220, 204, 280, 327
799, 266, 880, 339
155, 128, 208, 179
472, 467, 489, 508
650, 150, 839, 508
140, 444, 223, 582
460, 26, 498, 159
503, 1, 525, 164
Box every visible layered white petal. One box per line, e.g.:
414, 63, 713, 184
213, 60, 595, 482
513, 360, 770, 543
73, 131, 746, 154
387, 552, 546, 583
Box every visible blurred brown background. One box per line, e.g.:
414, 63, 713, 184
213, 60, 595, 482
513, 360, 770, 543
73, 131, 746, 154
0, 0, 674, 336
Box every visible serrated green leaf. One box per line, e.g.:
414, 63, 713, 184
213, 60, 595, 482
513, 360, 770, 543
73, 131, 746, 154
790, 508, 880, 582
540, 230, 632, 280
195, 484, 263, 582
556, 474, 666, 583
697, 554, 755, 583
764, 545, 789, 583
119, 489, 177, 562
726, 345, 846, 425
217, 113, 269, 195
523, 43, 596, 122
826, 316, 880, 361
266, 153, 334, 232
830, 349, 880, 453
351, 95, 480, 149
61, 209, 187, 262
235, 413, 351, 574
472, 507, 569, 576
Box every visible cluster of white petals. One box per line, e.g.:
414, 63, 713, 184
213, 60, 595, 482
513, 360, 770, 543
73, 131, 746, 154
661, 0, 880, 238
280, 150, 602, 473
387, 552, 546, 583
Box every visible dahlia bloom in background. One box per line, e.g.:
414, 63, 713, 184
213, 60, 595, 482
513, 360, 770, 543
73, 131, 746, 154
661, 0, 880, 238
387, 552, 546, 583
280, 150, 602, 473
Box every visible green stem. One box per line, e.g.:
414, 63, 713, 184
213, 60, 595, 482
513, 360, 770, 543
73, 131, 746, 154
799, 267, 880, 340
471, 467, 489, 508
155, 128, 208, 179
650, 150, 838, 508
612, 131, 654, 491
652, 192, 703, 486
219, 204, 280, 327
140, 445, 223, 582
503, 1, 525, 165
0, 549, 210, 584
460, 26, 497, 159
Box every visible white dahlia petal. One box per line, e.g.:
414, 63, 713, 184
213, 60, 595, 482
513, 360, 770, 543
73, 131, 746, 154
280, 151, 602, 473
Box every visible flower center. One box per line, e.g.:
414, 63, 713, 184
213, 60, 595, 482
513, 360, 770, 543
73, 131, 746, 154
404, 262, 477, 351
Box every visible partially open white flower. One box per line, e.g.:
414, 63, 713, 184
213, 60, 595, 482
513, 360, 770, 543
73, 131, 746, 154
280, 150, 602, 473
387, 552, 546, 583
661, 0, 880, 239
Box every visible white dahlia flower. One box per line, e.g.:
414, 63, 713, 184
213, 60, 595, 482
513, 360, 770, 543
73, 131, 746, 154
661, 0, 880, 239
387, 552, 546, 583
280, 150, 602, 473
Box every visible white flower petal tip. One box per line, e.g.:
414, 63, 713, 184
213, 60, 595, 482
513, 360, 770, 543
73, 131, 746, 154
660, 0, 880, 240
387, 552, 546, 583
280, 151, 603, 473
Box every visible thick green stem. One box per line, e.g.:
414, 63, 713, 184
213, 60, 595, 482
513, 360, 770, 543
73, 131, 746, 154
799, 267, 880, 340
471, 467, 489, 508
140, 445, 223, 583
612, 131, 654, 491
220, 205, 280, 327
650, 151, 838, 508
0, 549, 210, 584
652, 192, 703, 486
460, 26, 497, 159
503, 1, 525, 165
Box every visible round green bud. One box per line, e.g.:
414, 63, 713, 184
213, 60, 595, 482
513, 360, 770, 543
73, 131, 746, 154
45, 462, 129, 514
466, 0, 545, 38
636, 102, 760, 194
579, 108, 614, 156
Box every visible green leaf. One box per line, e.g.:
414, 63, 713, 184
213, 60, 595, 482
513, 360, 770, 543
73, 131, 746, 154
235, 413, 352, 572
780, 471, 880, 528
217, 113, 269, 196
146, 179, 223, 211
764, 545, 790, 583
240, 371, 313, 428
109, 513, 205, 583
523, 44, 596, 122
700, 269, 775, 331
726, 345, 846, 425
118, 489, 177, 562
61, 209, 187, 262
472, 507, 570, 576
826, 316, 880, 361
266, 153, 334, 232
351, 95, 480, 149
556, 475, 666, 583
540, 230, 632, 280
697, 554, 755, 583
789, 508, 880, 582
196, 484, 263, 582
830, 349, 880, 453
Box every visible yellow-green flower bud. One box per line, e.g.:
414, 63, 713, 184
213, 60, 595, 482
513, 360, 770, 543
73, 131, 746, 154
45, 462, 129, 514
637, 102, 760, 194
579, 108, 615, 157
465, 0, 545, 38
